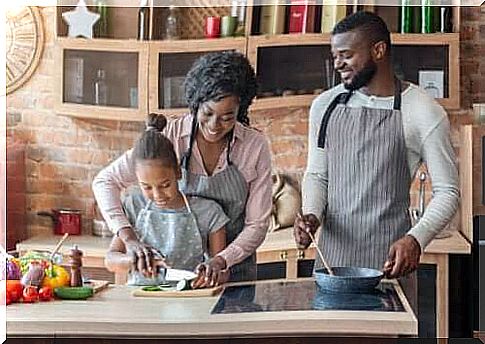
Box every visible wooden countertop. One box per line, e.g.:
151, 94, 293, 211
16, 227, 470, 262
17, 234, 112, 258
7, 278, 417, 338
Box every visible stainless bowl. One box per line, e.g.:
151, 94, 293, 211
315, 267, 384, 293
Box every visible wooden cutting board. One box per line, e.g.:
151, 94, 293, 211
132, 285, 223, 298
84, 280, 110, 294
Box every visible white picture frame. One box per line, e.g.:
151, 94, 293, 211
419, 70, 444, 99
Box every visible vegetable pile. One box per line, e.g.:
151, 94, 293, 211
1, 251, 71, 305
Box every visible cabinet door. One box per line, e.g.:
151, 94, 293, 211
256, 44, 333, 97
392, 43, 457, 109
55, 39, 148, 121
148, 39, 246, 115
248, 35, 335, 111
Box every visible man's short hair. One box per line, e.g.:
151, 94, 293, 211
332, 11, 392, 55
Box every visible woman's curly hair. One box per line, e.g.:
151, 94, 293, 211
184, 51, 257, 126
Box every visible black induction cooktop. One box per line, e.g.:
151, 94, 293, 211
211, 280, 405, 314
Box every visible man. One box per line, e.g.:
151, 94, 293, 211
294, 11, 459, 305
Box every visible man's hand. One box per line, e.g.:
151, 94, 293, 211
382, 235, 421, 279
191, 256, 229, 289
293, 213, 320, 249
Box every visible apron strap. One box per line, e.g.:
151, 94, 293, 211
317, 78, 402, 149
393, 77, 402, 110
144, 200, 154, 211
317, 91, 353, 149
226, 130, 233, 166
180, 191, 192, 213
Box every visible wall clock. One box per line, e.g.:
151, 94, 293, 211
6, 6, 45, 95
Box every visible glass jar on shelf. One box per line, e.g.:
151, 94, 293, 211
94, 69, 108, 106
138, 0, 150, 40
164, 6, 180, 40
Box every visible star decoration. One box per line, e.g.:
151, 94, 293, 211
62, 0, 100, 39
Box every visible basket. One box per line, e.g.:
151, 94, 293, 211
179, 6, 232, 39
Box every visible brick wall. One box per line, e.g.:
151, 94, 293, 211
5, 6, 484, 239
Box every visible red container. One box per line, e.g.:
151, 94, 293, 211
205, 16, 221, 38
38, 209, 82, 235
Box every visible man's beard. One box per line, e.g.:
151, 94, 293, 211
343, 61, 377, 91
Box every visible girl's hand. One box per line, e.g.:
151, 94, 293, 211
125, 239, 168, 278
191, 256, 229, 288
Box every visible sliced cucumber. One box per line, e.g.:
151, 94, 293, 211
54, 286, 94, 300
176, 279, 192, 291
141, 284, 176, 292
141, 286, 162, 292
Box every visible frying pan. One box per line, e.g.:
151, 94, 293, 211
315, 267, 384, 293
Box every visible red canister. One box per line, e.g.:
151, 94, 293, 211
38, 209, 82, 235
205, 16, 221, 38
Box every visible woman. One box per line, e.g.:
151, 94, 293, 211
93, 51, 272, 284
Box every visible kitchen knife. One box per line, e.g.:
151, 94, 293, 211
164, 268, 197, 281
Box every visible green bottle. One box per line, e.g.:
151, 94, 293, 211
94, 0, 109, 38
400, 0, 421, 33
412, 5, 422, 33
400, 2, 413, 33
422, 0, 440, 33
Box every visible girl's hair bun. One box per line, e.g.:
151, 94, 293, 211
146, 113, 167, 132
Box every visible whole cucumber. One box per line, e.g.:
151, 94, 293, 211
54, 286, 94, 300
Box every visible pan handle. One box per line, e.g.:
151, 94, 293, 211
37, 211, 58, 225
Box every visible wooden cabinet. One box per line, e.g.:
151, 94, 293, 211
55, 5, 461, 120
249, 33, 460, 111
55, 38, 149, 121
459, 125, 485, 243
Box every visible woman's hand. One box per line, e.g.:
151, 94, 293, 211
191, 256, 229, 289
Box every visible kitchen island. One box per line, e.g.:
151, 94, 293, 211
7, 278, 417, 343
17, 229, 469, 338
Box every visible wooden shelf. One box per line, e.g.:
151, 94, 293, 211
252, 94, 317, 111
248, 32, 458, 46
251, 94, 457, 112
149, 37, 247, 53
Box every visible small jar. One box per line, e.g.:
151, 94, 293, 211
164, 6, 180, 40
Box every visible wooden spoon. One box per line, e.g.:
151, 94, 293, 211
50, 233, 69, 261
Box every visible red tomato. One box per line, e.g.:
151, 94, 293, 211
6, 292, 12, 305
38, 286, 53, 301
6, 280, 23, 302
22, 286, 39, 303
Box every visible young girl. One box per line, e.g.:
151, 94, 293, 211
105, 114, 229, 287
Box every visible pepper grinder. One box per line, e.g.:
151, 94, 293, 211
69, 245, 83, 287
